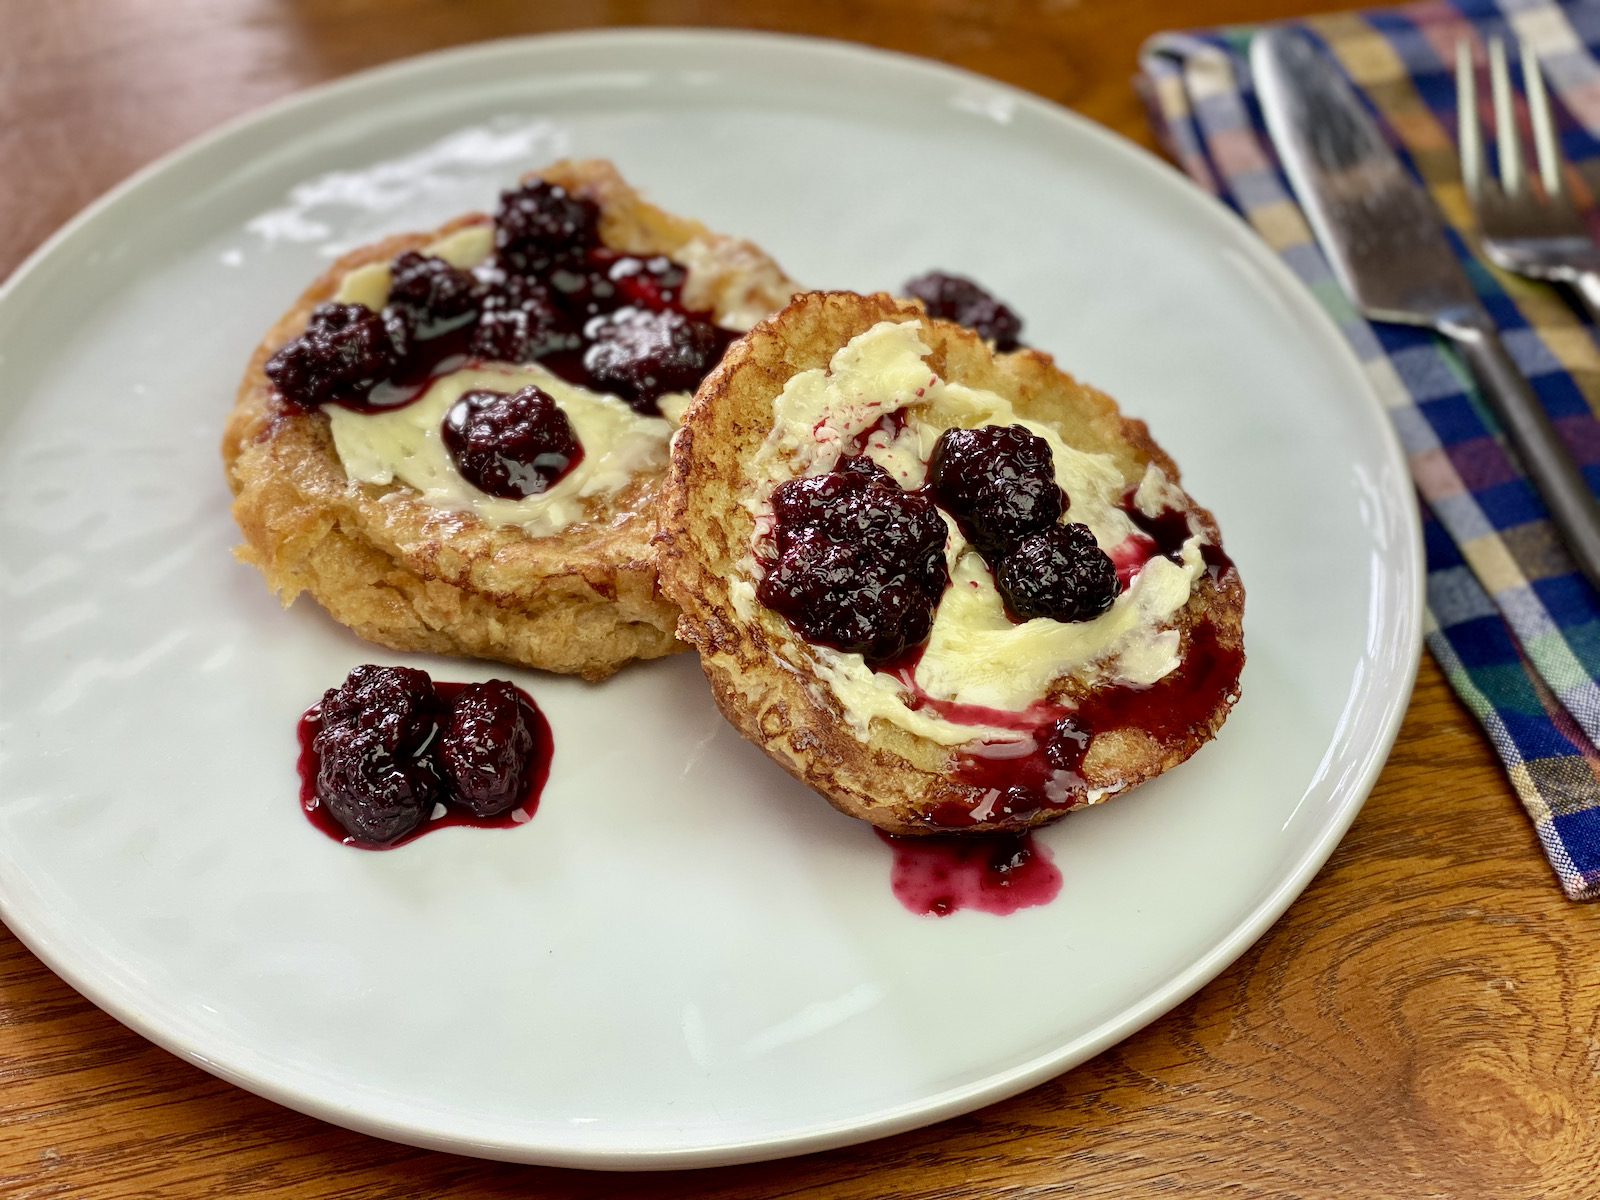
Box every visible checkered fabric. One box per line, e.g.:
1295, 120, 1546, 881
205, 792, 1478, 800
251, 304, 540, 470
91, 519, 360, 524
1139, 0, 1600, 899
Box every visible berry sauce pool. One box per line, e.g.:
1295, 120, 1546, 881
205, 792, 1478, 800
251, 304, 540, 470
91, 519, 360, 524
297, 679, 553, 849
877, 829, 1062, 916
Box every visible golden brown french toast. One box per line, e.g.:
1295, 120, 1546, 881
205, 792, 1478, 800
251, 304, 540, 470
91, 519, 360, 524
224, 159, 798, 680
656, 291, 1244, 832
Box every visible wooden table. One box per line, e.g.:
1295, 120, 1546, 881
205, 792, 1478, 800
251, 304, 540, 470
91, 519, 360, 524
4, 2, 1598, 1195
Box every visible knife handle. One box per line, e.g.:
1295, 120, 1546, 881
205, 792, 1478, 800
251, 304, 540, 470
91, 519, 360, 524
1443, 318, 1600, 594
1572, 270, 1600, 326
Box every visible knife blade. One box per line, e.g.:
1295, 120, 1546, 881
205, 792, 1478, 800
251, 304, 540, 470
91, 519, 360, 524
1252, 26, 1600, 593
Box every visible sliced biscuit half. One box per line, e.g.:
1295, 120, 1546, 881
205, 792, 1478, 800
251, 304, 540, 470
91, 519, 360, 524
656, 291, 1244, 833
224, 159, 798, 680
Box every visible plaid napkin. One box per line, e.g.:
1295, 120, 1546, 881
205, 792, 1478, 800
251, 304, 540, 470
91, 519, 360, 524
1139, 0, 1600, 900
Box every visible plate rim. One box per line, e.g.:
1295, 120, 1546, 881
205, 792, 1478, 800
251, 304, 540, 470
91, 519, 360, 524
0, 26, 1424, 1170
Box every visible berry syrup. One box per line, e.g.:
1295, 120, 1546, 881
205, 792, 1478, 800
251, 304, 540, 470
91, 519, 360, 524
1115, 489, 1236, 582
297, 679, 553, 850
904, 497, 1241, 831
347, 318, 478, 412
843, 408, 912, 458
877, 829, 1061, 916
928, 616, 1243, 829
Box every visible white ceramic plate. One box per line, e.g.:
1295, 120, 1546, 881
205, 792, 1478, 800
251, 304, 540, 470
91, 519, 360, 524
0, 30, 1421, 1169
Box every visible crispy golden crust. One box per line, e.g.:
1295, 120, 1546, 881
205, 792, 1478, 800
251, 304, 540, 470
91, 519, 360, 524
655, 291, 1245, 833
223, 159, 798, 681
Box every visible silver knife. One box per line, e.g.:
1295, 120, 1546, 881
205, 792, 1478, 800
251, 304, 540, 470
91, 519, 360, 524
1252, 27, 1600, 592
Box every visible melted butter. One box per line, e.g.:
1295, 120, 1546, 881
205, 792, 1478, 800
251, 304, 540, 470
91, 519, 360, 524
744, 319, 1208, 745
915, 540, 1205, 710
862, 421, 941, 489
657, 392, 693, 426
750, 321, 1135, 549
423, 223, 494, 269
334, 262, 391, 310
808, 647, 1010, 746
729, 578, 758, 621
1133, 461, 1188, 518
329, 362, 674, 536
751, 320, 938, 482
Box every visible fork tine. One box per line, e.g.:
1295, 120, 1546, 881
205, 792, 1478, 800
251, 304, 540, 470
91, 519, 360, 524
1490, 36, 1527, 195
1520, 40, 1565, 199
1457, 38, 1484, 200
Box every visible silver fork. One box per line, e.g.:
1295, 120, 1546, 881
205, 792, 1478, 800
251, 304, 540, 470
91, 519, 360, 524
1458, 36, 1600, 319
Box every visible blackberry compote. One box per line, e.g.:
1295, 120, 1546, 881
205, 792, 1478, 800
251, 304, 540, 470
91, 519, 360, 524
758, 456, 949, 663
581, 307, 733, 415
547, 254, 621, 324
299, 665, 553, 848
926, 423, 1118, 623
469, 273, 580, 364
996, 523, 1120, 623
494, 179, 600, 275
926, 424, 1063, 558
265, 303, 401, 409
438, 680, 543, 818
385, 251, 480, 338
376, 252, 484, 393
310, 665, 444, 845
608, 253, 688, 310
266, 176, 744, 425
903, 272, 1023, 351
441, 385, 583, 499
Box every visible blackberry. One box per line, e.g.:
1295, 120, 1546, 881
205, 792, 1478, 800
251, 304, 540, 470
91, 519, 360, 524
264, 302, 400, 409
758, 456, 949, 663
544, 248, 697, 326
760, 534, 938, 663
903, 271, 1023, 351
379, 303, 413, 370
385, 250, 480, 338
438, 680, 539, 818
607, 253, 688, 311
494, 180, 599, 276
441, 386, 582, 499
312, 665, 443, 844
773, 456, 947, 570
582, 307, 729, 414
927, 424, 1063, 557
546, 255, 620, 324
996, 523, 1120, 623
469, 274, 579, 363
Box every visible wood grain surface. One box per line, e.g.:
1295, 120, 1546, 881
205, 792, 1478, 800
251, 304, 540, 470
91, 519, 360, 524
4, 2, 1600, 1196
